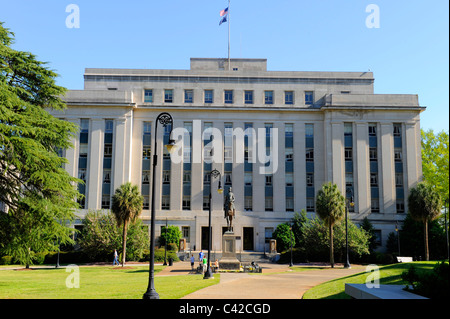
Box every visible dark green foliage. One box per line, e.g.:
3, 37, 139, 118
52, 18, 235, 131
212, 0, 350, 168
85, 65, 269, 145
272, 223, 295, 253
78, 210, 149, 262
159, 225, 182, 249
402, 261, 449, 299
0, 22, 80, 267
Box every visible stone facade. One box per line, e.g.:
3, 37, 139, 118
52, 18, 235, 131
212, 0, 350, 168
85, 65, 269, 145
50, 58, 425, 253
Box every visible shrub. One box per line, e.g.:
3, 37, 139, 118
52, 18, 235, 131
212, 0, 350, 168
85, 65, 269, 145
0, 256, 13, 265
141, 248, 180, 263
402, 261, 449, 299
272, 223, 295, 253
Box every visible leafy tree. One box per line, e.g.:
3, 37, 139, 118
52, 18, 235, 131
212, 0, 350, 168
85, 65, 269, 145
111, 183, 143, 266
272, 223, 295, 252
408, 182, 442, 261
301, 215, 369, 263
291, 210, 308, 248
159, 225, 182, 249
315, 182, 345, 267
421, 129, 449, 203
0, 22, 79, 266
0, 22, 79, 212
79, 210, 148, 262
360, 217, 379, 253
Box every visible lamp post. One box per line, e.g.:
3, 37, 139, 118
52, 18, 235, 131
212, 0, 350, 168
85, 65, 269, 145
143, 112, 176, 300
344, 188, 354, 269
289, 225, 294, 267
163, 218, 168, 266
395, 221, 401, 256
204, 169, 222, 279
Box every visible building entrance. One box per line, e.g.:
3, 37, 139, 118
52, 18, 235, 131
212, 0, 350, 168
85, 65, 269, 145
243, 227, 254, 251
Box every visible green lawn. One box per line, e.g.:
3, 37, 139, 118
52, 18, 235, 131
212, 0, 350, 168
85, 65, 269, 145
0, 265, 219, 299
302, 261, 437, 299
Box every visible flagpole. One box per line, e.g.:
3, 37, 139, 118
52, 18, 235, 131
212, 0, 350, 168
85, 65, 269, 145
228, 0, 231, 70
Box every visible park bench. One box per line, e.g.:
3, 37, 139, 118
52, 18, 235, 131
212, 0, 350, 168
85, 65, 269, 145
396, 256, 413, 263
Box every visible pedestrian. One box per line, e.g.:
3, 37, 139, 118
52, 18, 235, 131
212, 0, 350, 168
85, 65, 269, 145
190, 254, 195, 271
113, 249, 120, 266
202, 255, 207, 274
199, 251, 204, 263
214, 259, 219, 272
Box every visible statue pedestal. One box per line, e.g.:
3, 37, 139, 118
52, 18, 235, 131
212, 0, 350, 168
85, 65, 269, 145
219, 232, 241, 271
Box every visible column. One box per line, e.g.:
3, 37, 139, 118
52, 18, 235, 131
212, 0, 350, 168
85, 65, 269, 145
380, 123, 395, 215
87, 119, 104, 210
355, 123, 370, 215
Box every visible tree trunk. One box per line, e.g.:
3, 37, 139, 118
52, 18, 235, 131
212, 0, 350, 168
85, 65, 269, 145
122, 220, 128, 266
329, 223, 334, 268
424, 220, 429, 261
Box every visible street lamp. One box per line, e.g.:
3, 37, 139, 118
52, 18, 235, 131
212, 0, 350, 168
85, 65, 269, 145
143, 112, 176, 300
344, 188, 354, 269
204, 169, 222, 279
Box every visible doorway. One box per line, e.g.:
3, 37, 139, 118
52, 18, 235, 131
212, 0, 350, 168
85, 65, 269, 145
201, 227, 210, 251
243, 227, 254, 251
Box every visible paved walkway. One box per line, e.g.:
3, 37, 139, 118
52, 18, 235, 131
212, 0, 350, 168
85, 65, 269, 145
157, 261, 366, 299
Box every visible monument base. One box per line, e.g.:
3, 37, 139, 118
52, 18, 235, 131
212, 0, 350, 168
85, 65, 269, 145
219, 232, 241, 271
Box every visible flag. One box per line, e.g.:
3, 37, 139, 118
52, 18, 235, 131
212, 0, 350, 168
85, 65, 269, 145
220, 7, 228, 17
219, 15, 227, 25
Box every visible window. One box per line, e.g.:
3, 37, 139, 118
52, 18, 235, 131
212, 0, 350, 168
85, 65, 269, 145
264, 91, 274, 104
285, 148, 294, 162
393, 123, 402, 136
345, 148, 353, 161
144, 89, 153, 103
181, 226, 190, 243
184, 90, 193, 103
345, 173, 353, 187
204, 172, 211, 184
143, 146, 151, 159
370, 173, 378, 186
104, 144, 113, 157
142, 171, 150, 184
305, 91, 314, 105
305, 124, 314, 137
182, 196, 191, 210
396, 200, 405, 213
341, 91, 351, 94
306, 197, 315, 212
265, 175, 273, 186
224, 90, 233, 104
225, 172, 232, 185
78, 168, 86, 182
371, 199, 380, 213
143, 196, 149, 209
285, 173, 293, 186
204, 90, 213, 103
161, 196, 170, 210
285, 124, 293, 137
164, 89, 173, 103
103, 170, 111, 183
244, 196, 252, 211
102, 195, 110, 209
183, 171, 191, 183
244, 90, 253, 104
286, 197, 294, 212
369, 124, 377, 136
394, 149, 403, 162
344, 123, 353, 136
163, 170, 170, 184
244, 172, 252, 186
265, 227, 274, 243
80, 119, 89, 133
203, 196, 210, 210
369, 148, 378, 161
285, 91, 294, 105
306, 148, 314, 162
306, 173, 314, 187
373, 230, 382, 245
265, 197, 273, 211
395, 173, 403, 187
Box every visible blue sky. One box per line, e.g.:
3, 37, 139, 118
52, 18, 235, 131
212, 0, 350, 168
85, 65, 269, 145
0, 0, 448, 132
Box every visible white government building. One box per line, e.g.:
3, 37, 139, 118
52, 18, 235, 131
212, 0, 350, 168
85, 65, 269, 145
52, 58, 425, 253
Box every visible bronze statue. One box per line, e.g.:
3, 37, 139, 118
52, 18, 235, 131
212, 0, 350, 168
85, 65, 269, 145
224, 187, 236, 232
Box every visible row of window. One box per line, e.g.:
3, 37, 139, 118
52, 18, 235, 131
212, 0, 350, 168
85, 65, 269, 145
144, 89, 315, 105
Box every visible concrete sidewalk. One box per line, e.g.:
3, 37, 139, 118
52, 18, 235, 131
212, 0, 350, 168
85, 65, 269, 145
157, 261, 365, 299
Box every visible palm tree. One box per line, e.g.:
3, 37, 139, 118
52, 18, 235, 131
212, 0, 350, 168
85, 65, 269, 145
111, 182, 144, 266
408, 182, 442, 261
316, 182, 346, 268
